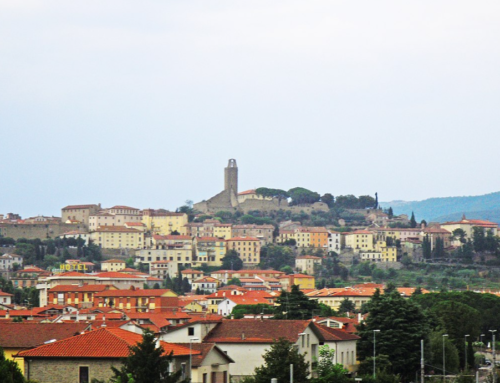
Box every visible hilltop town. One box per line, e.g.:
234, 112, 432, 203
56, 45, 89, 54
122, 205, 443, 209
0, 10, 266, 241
1, 159, 500, 383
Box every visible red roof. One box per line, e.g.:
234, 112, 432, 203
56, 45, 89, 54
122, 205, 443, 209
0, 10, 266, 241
238, 189, 257, 196
18, 327, 199, 358
49, 285, 114, 293
316, 324, 360, 341
95, 289, 174, 298
109, 206, 139, 210
96, 272, 142, 279
205, 319, 313, 343
0, 291, 13, 297
62, 204, 99, 210
153, 235, 191, 241
0, 322, 90, 348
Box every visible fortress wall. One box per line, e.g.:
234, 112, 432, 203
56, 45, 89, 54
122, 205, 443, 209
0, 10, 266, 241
0, 223, 87, 240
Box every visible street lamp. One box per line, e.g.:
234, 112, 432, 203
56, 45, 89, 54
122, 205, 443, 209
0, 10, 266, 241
465, 335, 470, 371
481, 334, 485, 353
490, 330, 497, 383
189, 337, 199, 381
373, 330, 380, 379
443, 334, 449, 383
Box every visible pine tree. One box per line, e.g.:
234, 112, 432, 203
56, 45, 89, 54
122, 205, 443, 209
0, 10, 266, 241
253, 338, 309, 383
110, 329, 188, 383
387, 207, 394, 219
422, 235, 432, 260
410, 212, 417, 228
356, 288, 429, 380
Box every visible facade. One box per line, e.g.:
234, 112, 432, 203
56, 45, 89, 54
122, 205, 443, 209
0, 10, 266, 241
194, 237, 226, 267
58, 230, 90, 245
0, 290, 13, 305
150, 261, 177, 280
101, 259, 127, 272
90, 226, 144, 249
94, 289, 178, 312
88, 206, 142, 230
279, 273, 315, 290
232, 224, 274, 245
47, 284, 118, 308
328, 231, 342, 253
61, 204, 101, 227
185, 220, 233, 239
344, 230, 374, 252
295, 255, 322, 275
0, 253, 23, 271
142, 209, 188, 235
441, 217, 498, 239
226, 237, 261, 266
192, 276, 219, 294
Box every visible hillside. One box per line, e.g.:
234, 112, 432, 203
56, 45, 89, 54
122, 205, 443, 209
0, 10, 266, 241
380, 191, 500, 223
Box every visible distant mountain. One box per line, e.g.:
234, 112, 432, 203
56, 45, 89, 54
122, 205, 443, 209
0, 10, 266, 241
380, 192, 500, 223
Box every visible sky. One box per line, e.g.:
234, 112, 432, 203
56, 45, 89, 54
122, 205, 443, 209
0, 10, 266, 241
1, 1, 500, 218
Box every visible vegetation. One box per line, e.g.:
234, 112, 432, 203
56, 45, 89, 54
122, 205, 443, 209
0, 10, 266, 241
0, 347, 26, 383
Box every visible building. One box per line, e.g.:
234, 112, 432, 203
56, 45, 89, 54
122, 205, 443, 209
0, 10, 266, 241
344, 230, 374, 252
0, 322, 90, 371
0, 253, 23, 271
88, 206, 142, 231
94, 288, 178, 313
210, 269, 285, 284
0, 290, 13, 306
295, 255, 322, 275
90, 226, 144, 249
194, 237, 226, 267
142, 209, 188, 235
61, 204, 101, 227
18, 328, 206, 383
232, 224, 274, 245
11, 266, 50, 289
47, 284, 118, 308
279, 273, 315, 291
150, 261, 177, 280
226, 237, 261, 266
328, 231, 342, 253
441, 216, 498, 239
101, 259, 127, 272
58, 231, 90, 245
185, 220, 233, 239
192, 276, 219, 294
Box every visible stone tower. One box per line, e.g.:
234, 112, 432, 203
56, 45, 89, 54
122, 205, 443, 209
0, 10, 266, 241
224, 159, 238, 194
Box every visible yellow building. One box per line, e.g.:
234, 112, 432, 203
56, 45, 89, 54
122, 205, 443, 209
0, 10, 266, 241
279, 273, 315, 291
294, 228, 312, 248
142, 209, 188, 235
344, 230, 374, 252
91, 226, 144, 249
441, 217, 498, 240
101, 259, 127, 272
194, 237, 227, 267
226, 237, 261, 266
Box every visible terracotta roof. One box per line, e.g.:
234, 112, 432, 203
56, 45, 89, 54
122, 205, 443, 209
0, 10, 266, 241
153, 235, 191, 241
96, 272, 142, 279
205, 319, 313, 343
316, 324, 360, 341
346, 230, 373, 235
0, 291, 13, 297
197, 237, 225, 242
238, 190, 256, 196
125, 222, 145, 226
224, 296, 272, 305
178, 342, 234, 366
49, 285, 114, 293
181, 269, 204, 274
101, 259, 126, 263
18, 327, 199, 358
423, 227, 451, 234
109, 206, 139, 210
233, 225, 274, 229
62, 204, 99, 210
296, 255, 322, 260
0, 322, 90, 348
95, 289, 174, 298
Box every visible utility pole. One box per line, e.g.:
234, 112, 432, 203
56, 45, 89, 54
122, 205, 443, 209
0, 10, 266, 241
421, 339, 425, 383
491, 330, 497, 383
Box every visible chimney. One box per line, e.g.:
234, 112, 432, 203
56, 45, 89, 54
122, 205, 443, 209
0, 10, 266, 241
231, 314, 234, 320
155, 337, 161, 348
358, 313, 362, 323
241, 332, 245, 340
6, 310, 10, 319
101, 315, 106, 327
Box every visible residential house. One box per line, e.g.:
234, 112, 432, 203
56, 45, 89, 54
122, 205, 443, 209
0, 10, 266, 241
150, 260, 177, 280
142, 209, 189, 235
295, 255, 322, 275
0, 253, 23, 271
61, 204, 101, 227
231, 225, 274, 246
328, 231, 343, 253
0, 290, 13, 306
101, 259, 127, 272
94, 288, 178, 313
88, 205, 142, 230
90, 226, 144, 249
192, 276, 219, 294
194, 237, 227, 267
279, 274, 315, 291
344, 230, 374, 252
48, 284, 118, 308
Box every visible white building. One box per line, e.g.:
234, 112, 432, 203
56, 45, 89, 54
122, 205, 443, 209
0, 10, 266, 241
0, 254, 23, 271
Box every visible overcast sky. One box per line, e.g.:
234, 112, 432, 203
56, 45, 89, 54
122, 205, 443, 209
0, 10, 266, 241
1, 1, 500, 217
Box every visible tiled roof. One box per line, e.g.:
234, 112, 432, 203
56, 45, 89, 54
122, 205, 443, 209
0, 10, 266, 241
0, 322, 90, 348
296, 255, 322, 260
95, 289, 174, 298
125, 222, 145, 226
224, 296, 269, 305
237, 190, 256, 196
62, 204, 99, 210
197, 237, 225, 242
233, 225, 274, 229
49, 285, 114, 292
178, 342, 234, 366
96, 272, 142, 279
205, 319, 313, 343
18, 327, 199, 358
109, 206, 139, 210
181, 269, 204, 274
316, 324, 360, 341
153, 235, 192, 240
0, 291, 13, 297
101, 259, 126, 263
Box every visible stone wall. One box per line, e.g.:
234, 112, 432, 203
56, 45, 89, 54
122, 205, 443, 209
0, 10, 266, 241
0, 223, 87, 240
26, 358, 122, 383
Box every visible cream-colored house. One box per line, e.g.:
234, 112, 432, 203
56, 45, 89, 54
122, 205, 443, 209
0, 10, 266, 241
90, 226, 144, 249
344, 230, 374, 252
226, 237, 261, 266
101, 259, 126, 272
142, 209, 188, 235
295, 255, 322, 274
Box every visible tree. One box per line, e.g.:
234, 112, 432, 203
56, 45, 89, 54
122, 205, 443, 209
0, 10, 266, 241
221, 250, 243, 271
320, 193, 335, 208
410, 212, 417, 228
429, 331, 459, 376
387, 207, 394, 219
255, 188, 289, 205
423, 235, 432, 260
274, 285, 322, 319
288, 187, 321, 206
227, 278, 242, 286
0, 347, 25, 383
473, 227, 486, 252
356, 288, 429, 380
338, 298, 355, 314
452, 229, 467, 244
432, 237, 445, 259
259, 244, 294, 270
311, 345, 350, 383
110, 329, 188, 383
253, 338, 309, 383
374, 192, 379, 209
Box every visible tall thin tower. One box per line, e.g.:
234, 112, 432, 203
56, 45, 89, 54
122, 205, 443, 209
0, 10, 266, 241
224, 159, 238, 194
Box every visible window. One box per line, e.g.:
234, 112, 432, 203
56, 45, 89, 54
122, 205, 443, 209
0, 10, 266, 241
79, 366, 89, 383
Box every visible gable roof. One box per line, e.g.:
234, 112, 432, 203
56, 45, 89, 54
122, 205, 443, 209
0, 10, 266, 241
18, 327, 199, 358
178, 342, 234, 366
0, 322, 90, 348
315, 324, 361, 341
205, 319, 318, 343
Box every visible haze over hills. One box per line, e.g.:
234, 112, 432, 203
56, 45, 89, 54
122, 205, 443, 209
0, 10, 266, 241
380, 191, 500, 223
